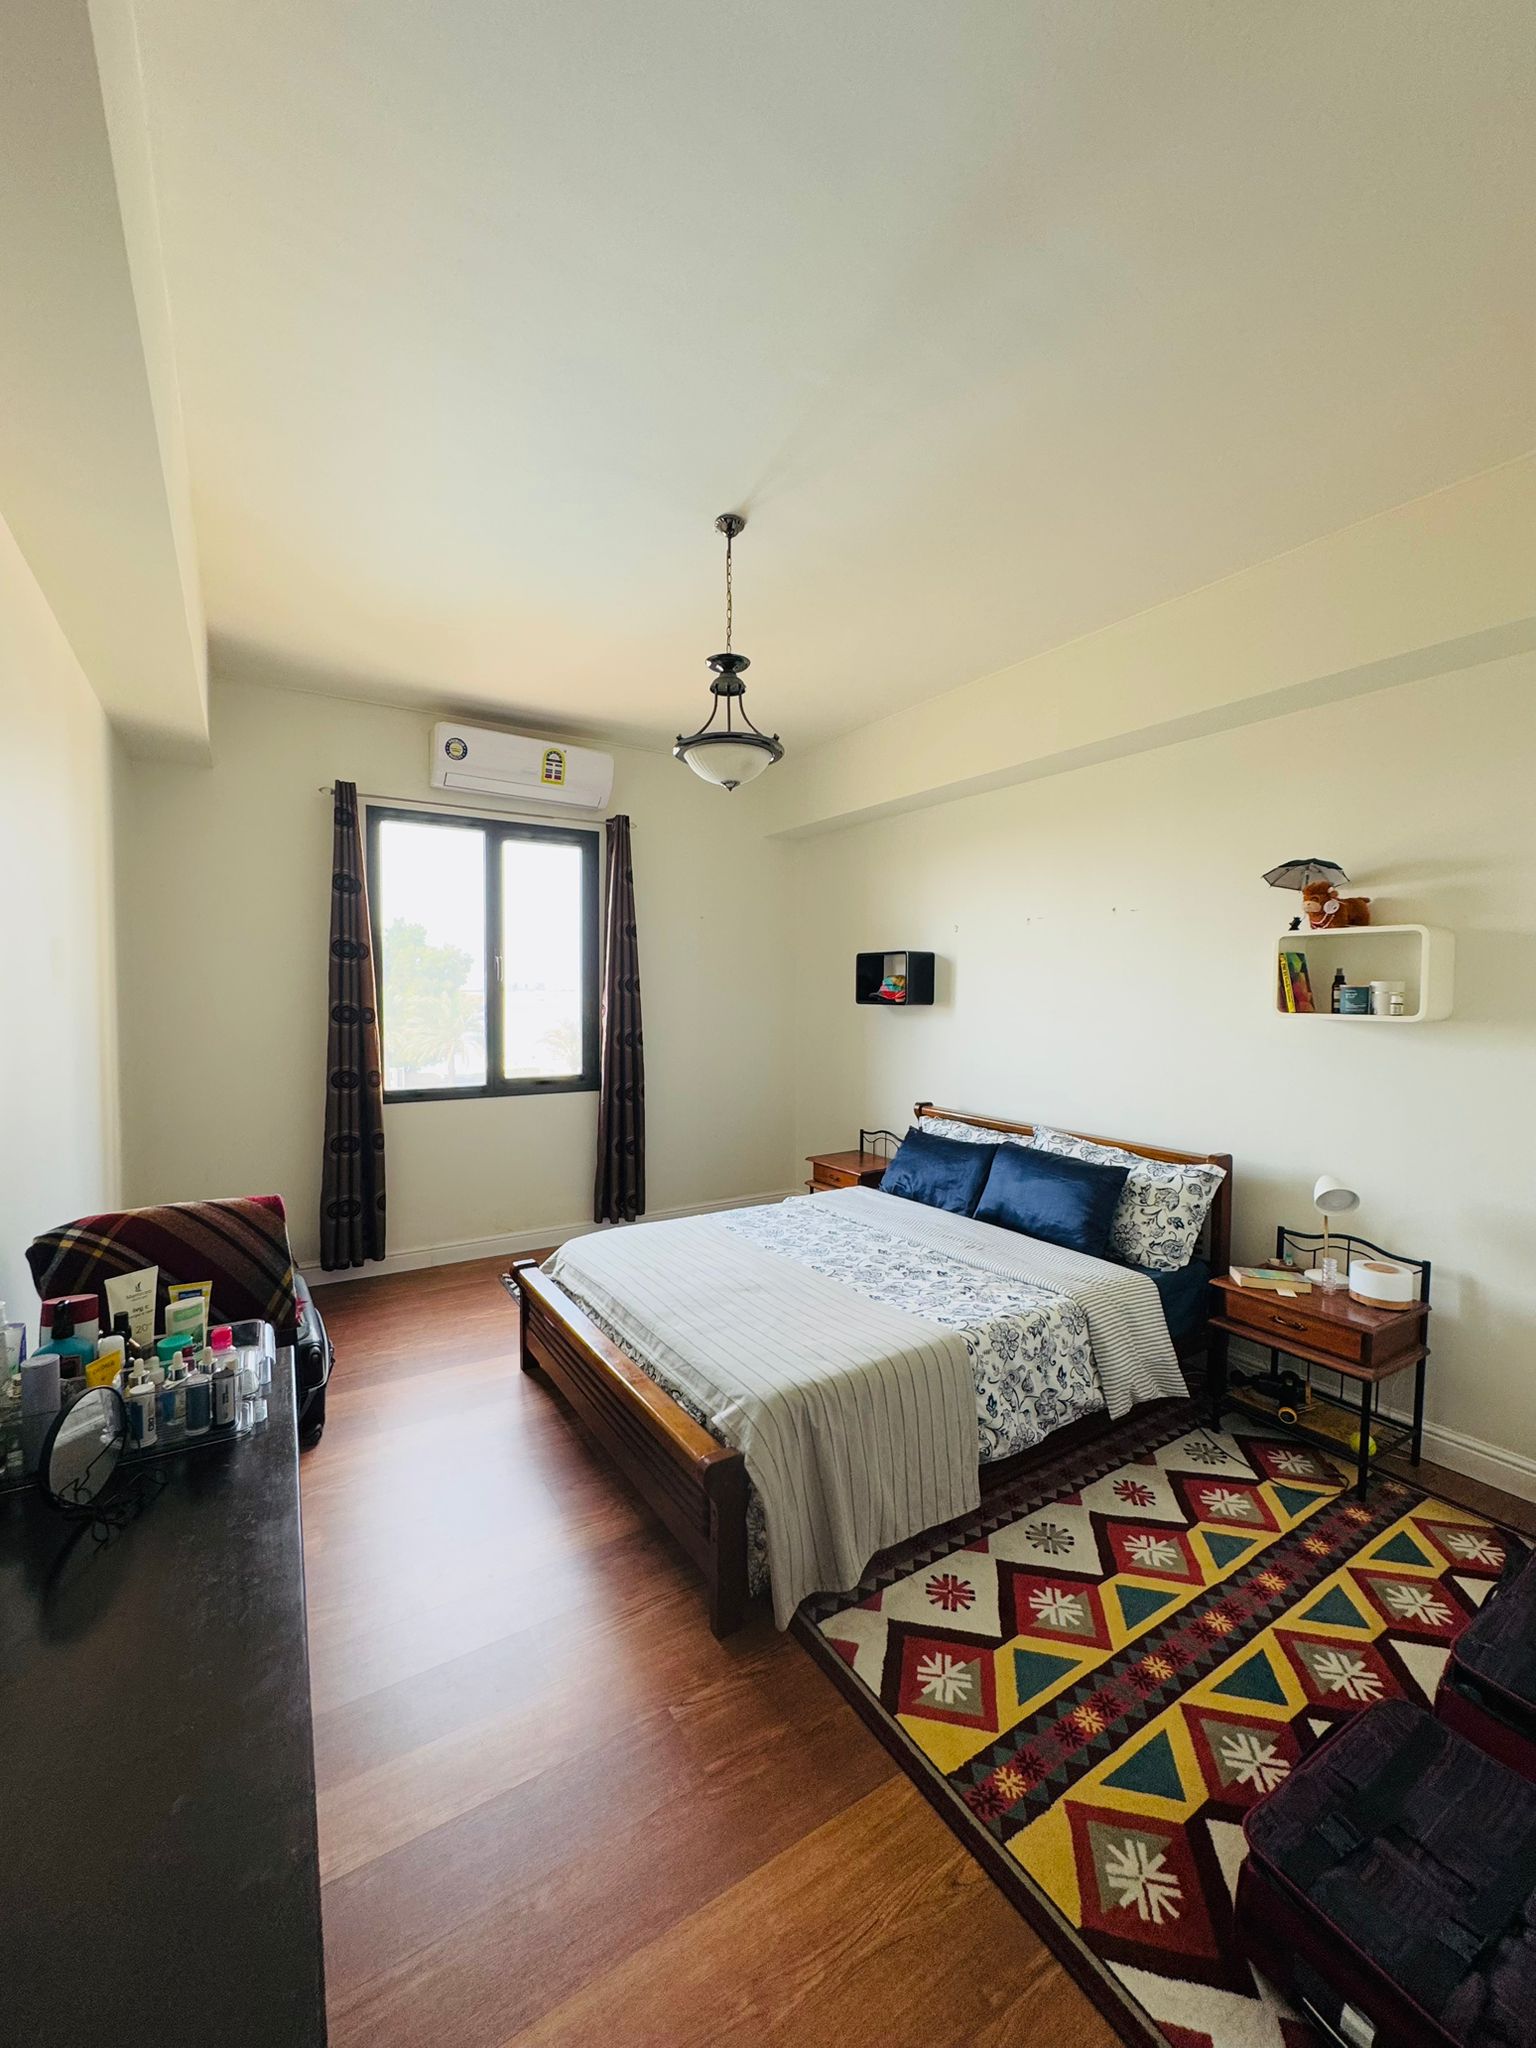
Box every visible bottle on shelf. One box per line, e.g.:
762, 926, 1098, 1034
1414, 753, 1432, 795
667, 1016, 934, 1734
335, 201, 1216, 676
124, 1367, 158, 1451
157, 1359, 189, 1445
39, 1303, 96, 1409
1330, 967, 1347, 1014
208, 1327, 240, 1431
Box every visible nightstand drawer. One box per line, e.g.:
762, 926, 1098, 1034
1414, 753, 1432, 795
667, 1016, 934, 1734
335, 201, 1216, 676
811, 1162, 858, 1189
805, 1150, 891, 1191
1220, 1289, 1364, 1365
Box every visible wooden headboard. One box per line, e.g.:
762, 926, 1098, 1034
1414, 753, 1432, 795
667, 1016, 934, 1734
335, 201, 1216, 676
913, 1101, 1233, 1277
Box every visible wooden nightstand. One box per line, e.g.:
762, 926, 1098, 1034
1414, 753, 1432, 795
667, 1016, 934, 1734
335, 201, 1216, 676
1208, 1274, 1430, 1497
805, 1150, 891, 1193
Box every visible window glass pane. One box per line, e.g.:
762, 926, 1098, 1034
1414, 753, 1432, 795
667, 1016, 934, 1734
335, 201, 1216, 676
501, 837, 586, 1079
376, 819, 487, 1091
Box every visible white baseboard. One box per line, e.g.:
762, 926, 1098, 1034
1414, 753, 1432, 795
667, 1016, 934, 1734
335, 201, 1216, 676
1228, 1335, 1536, 1504
1388, 1414, 1536, 1505
304, 1188, 801, 1286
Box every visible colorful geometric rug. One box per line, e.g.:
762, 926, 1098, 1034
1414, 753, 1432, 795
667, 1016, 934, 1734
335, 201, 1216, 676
796, 1405, 1518, 2048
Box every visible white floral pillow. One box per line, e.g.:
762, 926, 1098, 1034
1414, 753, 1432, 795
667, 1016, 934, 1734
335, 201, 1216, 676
916, 1114, 1033, 1149
1031, 1126, 1225, 1272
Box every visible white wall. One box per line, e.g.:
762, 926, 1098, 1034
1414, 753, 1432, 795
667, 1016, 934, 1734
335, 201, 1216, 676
790, 657, 1536, 1476
763, 456, 1536, 835
0, 511, 122, 1323
117, 675, 796, 1266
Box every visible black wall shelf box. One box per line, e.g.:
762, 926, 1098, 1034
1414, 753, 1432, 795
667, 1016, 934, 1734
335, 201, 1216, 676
855, 951, 935, 1007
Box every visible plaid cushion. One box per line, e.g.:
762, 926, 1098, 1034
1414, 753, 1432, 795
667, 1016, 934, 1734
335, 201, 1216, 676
27, 1196, 298, 1345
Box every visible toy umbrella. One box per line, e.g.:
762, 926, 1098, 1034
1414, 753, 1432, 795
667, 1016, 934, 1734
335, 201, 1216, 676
1262, 857, 1350, 891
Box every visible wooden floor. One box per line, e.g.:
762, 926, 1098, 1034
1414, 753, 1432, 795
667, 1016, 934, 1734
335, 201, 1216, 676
304, 1257, 1536, 2048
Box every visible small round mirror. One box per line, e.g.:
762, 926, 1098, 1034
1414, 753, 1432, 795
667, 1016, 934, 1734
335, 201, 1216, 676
42, 1388, 128, 1514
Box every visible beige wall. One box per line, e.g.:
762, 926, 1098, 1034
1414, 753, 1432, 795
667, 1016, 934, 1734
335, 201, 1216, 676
117, 675, 796, 1266
763, 456, 1536, 835
789, 657, 1536, 1476
0, 511, 121, 1321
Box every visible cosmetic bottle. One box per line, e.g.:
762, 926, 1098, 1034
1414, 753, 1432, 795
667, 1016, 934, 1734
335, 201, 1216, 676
125, 1367, 158, 1451
42, 1295, 100, 1348
90, 1334, 127, 1390
19, 1352, 61, 1474
208, 1327, 239, 1430
0, 1370, 23, 1478
157, 1362, 188, 1446
110, 1311, 144, 1368
236, 1343, 263, 1433
40, 1304, 96, 1398
184, 1359, 212, 1437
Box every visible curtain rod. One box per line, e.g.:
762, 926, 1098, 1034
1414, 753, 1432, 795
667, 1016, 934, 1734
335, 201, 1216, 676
317, 785, 609, 825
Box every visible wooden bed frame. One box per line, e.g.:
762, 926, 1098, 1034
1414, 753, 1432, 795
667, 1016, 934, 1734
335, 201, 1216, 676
509, 1103, 1232, 1638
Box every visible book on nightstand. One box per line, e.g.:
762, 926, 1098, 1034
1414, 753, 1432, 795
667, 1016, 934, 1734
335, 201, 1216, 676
1229, 1265, 1313, 1294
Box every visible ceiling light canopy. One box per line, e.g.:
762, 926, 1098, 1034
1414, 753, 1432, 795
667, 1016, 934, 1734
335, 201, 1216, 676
674, 513, 783, 791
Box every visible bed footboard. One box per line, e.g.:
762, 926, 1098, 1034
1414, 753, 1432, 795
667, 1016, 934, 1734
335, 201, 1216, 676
509, 1258, 750, 1637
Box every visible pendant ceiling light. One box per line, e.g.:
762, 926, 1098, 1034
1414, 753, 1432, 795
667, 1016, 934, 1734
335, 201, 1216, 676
674, 513, 784, 791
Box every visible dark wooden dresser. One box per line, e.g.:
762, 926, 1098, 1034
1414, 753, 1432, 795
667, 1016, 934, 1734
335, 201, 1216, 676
0, 1361, 327, 2046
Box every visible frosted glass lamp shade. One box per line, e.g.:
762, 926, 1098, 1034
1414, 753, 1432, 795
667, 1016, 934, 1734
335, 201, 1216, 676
677, 737, 778, 791
1312, 1175, 1360, 1215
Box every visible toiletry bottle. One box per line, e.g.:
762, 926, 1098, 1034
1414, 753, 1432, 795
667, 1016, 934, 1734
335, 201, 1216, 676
90, 1334, 127, 1390
0, 1369, 22, 1477
41, 1303, 95, 1406
184, 1356, 212, 1437
111, 1310, 144, 1368
236, 1342, 262, 1433
154, 1334, 187, 1381
208, 1327, 239, 1430
125, 1367, 158, 1451
157, 1361, 188, 1446
1330, 967, 1346, 1013
19, 1352, 61, 1474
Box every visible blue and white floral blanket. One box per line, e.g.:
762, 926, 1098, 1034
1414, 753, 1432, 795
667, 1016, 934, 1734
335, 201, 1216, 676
545, 1188, 1183, 1624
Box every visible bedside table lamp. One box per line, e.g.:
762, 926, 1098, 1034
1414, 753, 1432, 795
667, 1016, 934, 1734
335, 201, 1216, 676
1312, 1175, 1359, 1290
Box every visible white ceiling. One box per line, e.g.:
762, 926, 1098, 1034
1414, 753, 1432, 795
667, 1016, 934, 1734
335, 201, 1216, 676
127, 0, 1535, 750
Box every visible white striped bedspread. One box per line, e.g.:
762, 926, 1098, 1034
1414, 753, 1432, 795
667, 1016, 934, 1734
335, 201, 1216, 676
544, 1187, 1185, 1626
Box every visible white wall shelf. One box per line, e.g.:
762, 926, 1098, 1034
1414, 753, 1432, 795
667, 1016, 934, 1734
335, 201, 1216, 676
1273, 924, 1454, 1023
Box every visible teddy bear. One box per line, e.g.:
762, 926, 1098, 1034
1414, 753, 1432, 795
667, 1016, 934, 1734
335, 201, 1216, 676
1302, 880, 1372, 929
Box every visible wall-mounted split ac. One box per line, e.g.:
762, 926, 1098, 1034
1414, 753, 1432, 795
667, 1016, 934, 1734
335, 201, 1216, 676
429, 722, 613, 811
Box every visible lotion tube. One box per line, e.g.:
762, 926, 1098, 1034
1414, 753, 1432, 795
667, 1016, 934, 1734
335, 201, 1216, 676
104, 1267, 158, 1353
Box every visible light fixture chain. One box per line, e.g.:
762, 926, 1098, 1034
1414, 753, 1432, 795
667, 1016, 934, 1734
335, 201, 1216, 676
724, 526, 733, 652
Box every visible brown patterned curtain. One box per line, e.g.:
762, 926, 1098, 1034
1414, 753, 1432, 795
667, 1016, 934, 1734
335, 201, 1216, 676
320, 781, 387, 1268
594, 814, 645, 1223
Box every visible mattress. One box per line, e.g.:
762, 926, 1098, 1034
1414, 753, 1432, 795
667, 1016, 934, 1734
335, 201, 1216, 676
547, 1190, 1187, 1621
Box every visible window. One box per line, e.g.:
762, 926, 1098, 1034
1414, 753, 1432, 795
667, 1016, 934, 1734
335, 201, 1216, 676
367, 807, 599, 1101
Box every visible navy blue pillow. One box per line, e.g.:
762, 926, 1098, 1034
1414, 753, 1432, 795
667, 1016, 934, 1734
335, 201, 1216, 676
973, 1143, 1130, 1258
880, 1126, 996, 1216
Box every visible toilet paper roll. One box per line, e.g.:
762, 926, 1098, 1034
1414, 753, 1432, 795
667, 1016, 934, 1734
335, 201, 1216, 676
1348, 1258, 1417, 1308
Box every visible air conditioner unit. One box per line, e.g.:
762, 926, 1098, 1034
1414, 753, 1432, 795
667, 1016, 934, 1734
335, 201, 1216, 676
428, 722, 613, 811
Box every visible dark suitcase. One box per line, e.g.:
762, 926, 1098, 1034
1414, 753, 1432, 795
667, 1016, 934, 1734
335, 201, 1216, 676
1235, 1699, 1536, 2047
1435, 1538, 1536, 1783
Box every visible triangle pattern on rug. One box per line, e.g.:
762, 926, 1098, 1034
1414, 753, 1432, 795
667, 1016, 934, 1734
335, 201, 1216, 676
1210, 1646, 1287, 1706
1202, 1530, 1259, 1571
1395, 1638, 1452, 1704
1114, 1582, 1180, 1632
1373, 1529, 1435, 1568
1013, 1645, 1081, 1708
1103, 1728, 1186, 1804
1272, 1482, 1331, 1520
1297, 1582, 1371, 1630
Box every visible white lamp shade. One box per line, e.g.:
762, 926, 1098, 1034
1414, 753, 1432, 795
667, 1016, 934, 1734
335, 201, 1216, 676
1312, 1174, 1360, 1215
678, 740, 776, 790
